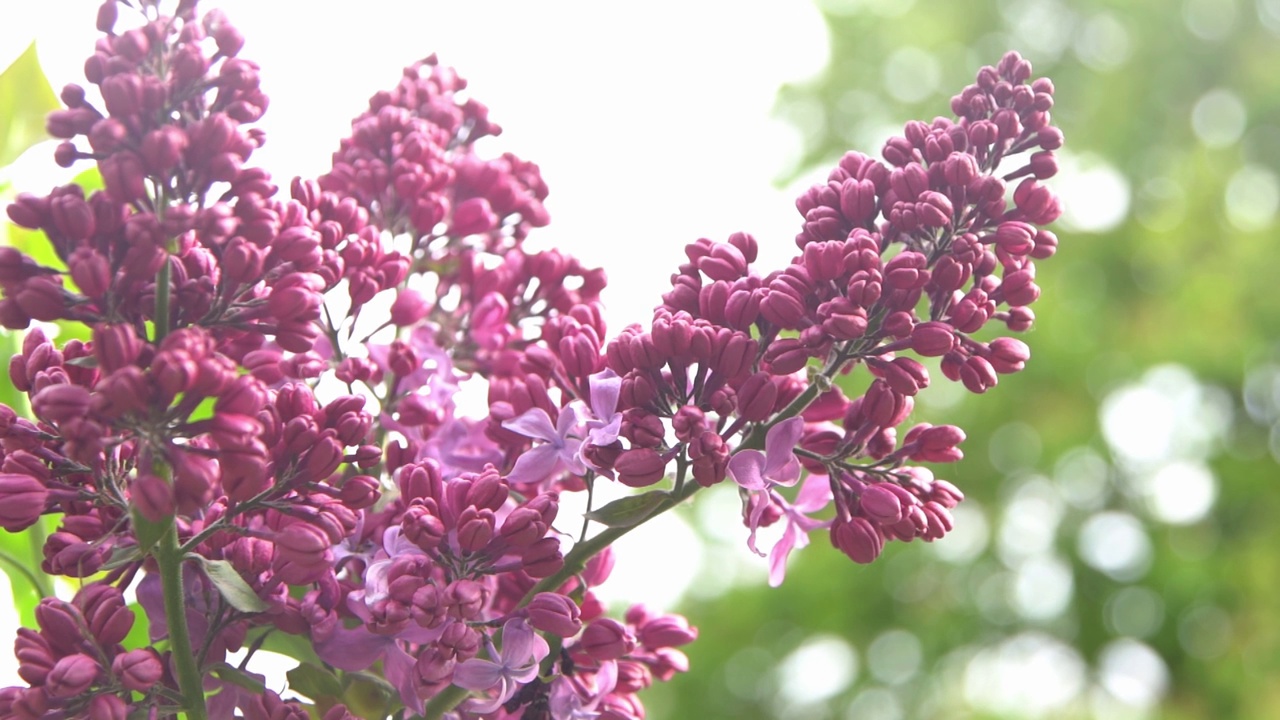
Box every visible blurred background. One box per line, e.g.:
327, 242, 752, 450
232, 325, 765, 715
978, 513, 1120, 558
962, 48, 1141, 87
2, 1, 1278, 718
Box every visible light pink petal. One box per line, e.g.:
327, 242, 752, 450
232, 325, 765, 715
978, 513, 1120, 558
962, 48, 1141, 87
794, 473, 834, 512
506, 444, 560, 485
763, 417, 805, 486
768, 522, 800, 587
503, 408, 559, 442
453, 658, 505, 691
385, 642, 423, 715
727, 450, 768, 491
589, 369, 621, 418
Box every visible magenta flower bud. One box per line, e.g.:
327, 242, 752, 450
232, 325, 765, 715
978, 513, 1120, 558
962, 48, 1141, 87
49, 193, 95, 242
322, 705, 358, 720
911, 424, 966, 463
130, 474, 174, 523
580, 618, 636, 662
737, 372, 779, 421
302, 436, 344, 481
637, 614, 698, 649
526, 592, 582, 637
615, 659, 653, 693
14, 277, 66, 322
14, 628, 54, 685
337, 475, 379, 510
88, 694, 127, 720
498, 507, 545, 548
759, 287, 807, 329
763, 337, 812, 375
987, 337, 1030, 373
832, 516, 884, 564
859, 484, 905, 524
31, 384, 90, 424
697, 242, 749, 282
959, 355, 998, 394
875, 357, 930, 396
921, 501, 955, 541
99, 152, 146, 203
46, 654, 98, 698
910, 321, 955, 357
95, 1, 118, 33
1013, 178, 1062, 224
621, 409, 665, 448
522, 536, 564, 578
456, 507, 495, 554
140, 126, 189, 173
450, 197, 498, 236
389, 288, 431, 326
615, 448, 666, 488
0, 474, 47, 532
91, 323, 141, 374
111, 649, 162, 692
275, 523, 332, 569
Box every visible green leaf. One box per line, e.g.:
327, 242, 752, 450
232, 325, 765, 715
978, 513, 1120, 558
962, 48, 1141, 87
341, 671, 397, 719
187, 555, 269, 613
583, 490, 669, 528
0, 42, 60, 167
245, 627, 324, 666
209, 662, 267, 693
287, 663, 343, 702
130, 506, 170, 555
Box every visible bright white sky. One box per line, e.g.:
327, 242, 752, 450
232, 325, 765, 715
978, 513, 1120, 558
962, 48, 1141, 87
2, 0, 831, 332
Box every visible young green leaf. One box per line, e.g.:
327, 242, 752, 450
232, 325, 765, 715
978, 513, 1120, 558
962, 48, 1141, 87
187, 555, 269, 613
582, 490, 669, 528
0, 42, 60, 167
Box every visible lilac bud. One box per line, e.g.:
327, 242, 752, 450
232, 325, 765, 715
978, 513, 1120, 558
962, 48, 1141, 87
522, 537, 564, 578
831, 516, 884, 564
987, 337, 1030, 373
859, 484, 905, 524
31, 384, 89, 424
615, 448, 666, 488
111, 649, 162, 692
580, 618, 636, 662
910, 321, 955, 357
0, 474, 47, 532
959, 355, 998, 394
88, 693, 127, 720
637, 614, 698, 649
526, 592, 583, 637
130, 474, 174, 523
46, 654, 98, 697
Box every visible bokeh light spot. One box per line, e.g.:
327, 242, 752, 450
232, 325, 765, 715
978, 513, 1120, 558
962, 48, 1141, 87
1143, 460, 1217, 524
1056, 153, 1131, 232
932, 502, 990, 563
1184, 0, 1238, 40
776, 635, 859, 704
1224, 164, 1279, 231
963, 632, 1086, 715
882, 47, 941, 104
1134, 177, 1187, 232
844, 687, 903, 720
1012, 554, 1074, 621
1078, 511, 1152, 581
1054, 447, 1111, 510
1098, 639, 1170, 709
1075, 13, 1132, 71
1105, 586, 1165, 638
867, 629, 923, 685
1191, 88, 1247, 148
1178, 605, 1233, 659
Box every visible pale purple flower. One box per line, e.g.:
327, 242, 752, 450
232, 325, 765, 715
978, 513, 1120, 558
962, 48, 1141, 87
582, 369, 623, 475
727, 417, 804, 490
549, 660, 617, 720
454, 618, 549, 713
761, 474, 833, 587
503, 405, 587, 484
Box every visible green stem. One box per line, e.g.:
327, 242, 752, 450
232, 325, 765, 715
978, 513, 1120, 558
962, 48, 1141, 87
0, 547, 52, 599
155, 254, 171, 344
156, 525, 207, 720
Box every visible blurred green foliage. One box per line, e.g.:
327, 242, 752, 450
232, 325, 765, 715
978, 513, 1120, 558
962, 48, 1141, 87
645, 1, 1280, 719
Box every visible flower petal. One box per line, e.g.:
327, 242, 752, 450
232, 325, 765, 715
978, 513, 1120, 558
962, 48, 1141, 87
589, 369, 621, 418
506, 444, 561, 485
503, 408, 559, 443
727, 450, 768, 491
763, 417, 805, 485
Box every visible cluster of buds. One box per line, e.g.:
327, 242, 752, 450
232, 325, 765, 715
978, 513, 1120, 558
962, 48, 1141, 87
0, 0, 1063, 717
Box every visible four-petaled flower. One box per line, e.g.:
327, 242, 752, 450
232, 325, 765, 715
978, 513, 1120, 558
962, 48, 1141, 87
504, 405, 587, 484
453, 618, 550, 713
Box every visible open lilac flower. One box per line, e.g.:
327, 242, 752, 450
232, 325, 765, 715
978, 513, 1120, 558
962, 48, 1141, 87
582, 369, 623, 475
504, 405, 587, 484
727, 417, 804, 490
761, 475, 833, 587
454, 618, 549, 713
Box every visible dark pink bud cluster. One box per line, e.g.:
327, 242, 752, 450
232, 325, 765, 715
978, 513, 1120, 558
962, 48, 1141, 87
0, 584, 147, 717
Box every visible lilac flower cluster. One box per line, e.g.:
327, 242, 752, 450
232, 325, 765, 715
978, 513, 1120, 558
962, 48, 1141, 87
0, 0, 1063, 717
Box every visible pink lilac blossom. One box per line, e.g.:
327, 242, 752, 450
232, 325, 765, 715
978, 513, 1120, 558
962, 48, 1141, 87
0, 0, 1063, 716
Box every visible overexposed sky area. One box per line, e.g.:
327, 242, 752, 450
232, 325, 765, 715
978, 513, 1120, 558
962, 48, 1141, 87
2, 0, 831, 332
